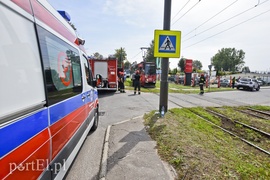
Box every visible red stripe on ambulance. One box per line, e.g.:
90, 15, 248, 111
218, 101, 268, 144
0, 129, 50, 180
11, 0, 33, 15
31, 0, 77, 45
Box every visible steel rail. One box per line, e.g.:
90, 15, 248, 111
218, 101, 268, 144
206, 109, 270, 138
189, 109, 270, 156
237, 109, 268, 120
247, 108, 270, 119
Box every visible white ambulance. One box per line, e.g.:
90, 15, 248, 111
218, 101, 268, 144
0, 0, 100, 179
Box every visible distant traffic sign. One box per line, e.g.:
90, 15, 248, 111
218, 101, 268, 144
154, 30, 181, 58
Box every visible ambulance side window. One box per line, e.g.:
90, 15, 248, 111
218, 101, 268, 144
37, 26, 82, 106
82, 55, 93, 86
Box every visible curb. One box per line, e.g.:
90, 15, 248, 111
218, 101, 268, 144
99, 115, 143, 180
99, 125, 111, 180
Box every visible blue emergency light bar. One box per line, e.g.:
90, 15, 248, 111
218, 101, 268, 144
57, 10, 71, 21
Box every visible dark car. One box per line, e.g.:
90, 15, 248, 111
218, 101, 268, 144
168, 75, 175, 82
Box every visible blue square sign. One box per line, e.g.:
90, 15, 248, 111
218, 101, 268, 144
154, 30, 181, 58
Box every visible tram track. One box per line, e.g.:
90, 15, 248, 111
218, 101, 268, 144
188, 94, 242, 107
154, 93, 270, 156
194, 108, 270, 156
168, 94, 199, 107
236, 109, 269, 120
206, 109, 270, 138
154, 93, 197, 108
246, 108, 270, 120
190, 108, 270, 156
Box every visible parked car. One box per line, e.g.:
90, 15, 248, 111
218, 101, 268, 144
234, 80, 239, 88
168, 75, 175, 82
191, 77, 200, 85
210, 78, 218, 85
125, 70, 131, 78
177, 76, 185, 84
220, 79, 230, 87
257, 80, 263, 86
237, 78, 260, 91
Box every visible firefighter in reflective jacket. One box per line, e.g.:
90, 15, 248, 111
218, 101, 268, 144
199, 74, 206, 95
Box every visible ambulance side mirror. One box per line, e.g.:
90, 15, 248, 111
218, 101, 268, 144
92, 79, 97, 87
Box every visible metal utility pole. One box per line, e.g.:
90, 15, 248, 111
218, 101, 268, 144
120, 47, 123, 68
208, 64, 212, 92
140, 47, 149, 63
159, 0, 171, 116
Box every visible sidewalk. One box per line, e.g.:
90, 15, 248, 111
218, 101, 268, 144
100, 117, 176, 180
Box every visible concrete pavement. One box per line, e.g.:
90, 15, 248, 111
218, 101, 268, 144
99, 116, 176, 180
98, 86, 270, 180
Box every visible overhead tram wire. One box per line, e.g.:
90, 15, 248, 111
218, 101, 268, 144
184, 0, 239, 37
182, 0, 269, 42
171, 0, 192, 21
255, 0, 261, 7
171, 0, 202, 26
130, 51, 141, 60
183, 8, 270, 49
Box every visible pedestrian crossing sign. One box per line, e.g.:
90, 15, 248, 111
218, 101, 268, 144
154, 30, 181, 58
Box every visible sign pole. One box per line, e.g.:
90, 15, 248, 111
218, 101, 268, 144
159, 0, 171, 116
208, 64, 212, 92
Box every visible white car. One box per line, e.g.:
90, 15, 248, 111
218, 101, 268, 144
124, 70, 131, 78
237, 78, 260, 91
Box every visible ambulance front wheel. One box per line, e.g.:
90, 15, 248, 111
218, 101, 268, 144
91, 109, 99, 131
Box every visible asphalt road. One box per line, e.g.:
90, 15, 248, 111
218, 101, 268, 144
65, 87, 270, 180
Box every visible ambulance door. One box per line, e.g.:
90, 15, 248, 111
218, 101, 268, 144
36, 25, 90, 179
81, 54, 96, 128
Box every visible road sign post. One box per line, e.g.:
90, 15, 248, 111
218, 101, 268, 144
158, 0, 171, 116
208, 65, 212, 92
154, 0, 182, 117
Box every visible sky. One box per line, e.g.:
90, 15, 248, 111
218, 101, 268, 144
47, 0, 270, 72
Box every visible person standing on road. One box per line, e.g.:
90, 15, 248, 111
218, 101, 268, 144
134, 70, 141, 95
232, 77, 236, 89
118, 71, 126, 93
199, 73, 206, 95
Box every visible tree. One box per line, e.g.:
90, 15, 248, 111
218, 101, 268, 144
145, 40, 156, 63
170, 67, 178, 75
211, 48, 245, 72
192, 60, 202, 72
242, 66, 250, 73
93, 52, 103, 59
114, 47, 127, 67
124, 61, 131, 70
178, 57, 185, 72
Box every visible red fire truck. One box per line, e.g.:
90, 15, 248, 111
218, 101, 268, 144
88, 56, 118, 91
131, 61, 157, 87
